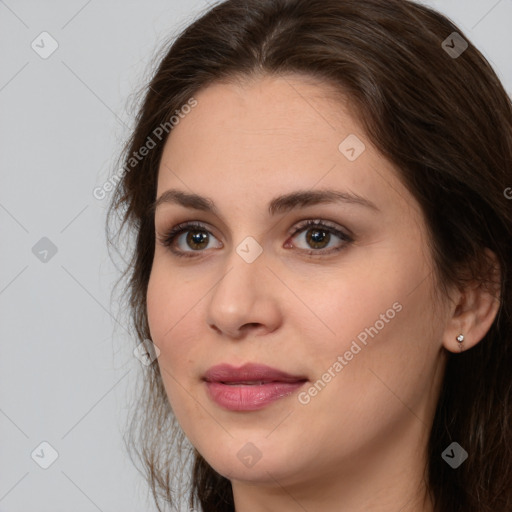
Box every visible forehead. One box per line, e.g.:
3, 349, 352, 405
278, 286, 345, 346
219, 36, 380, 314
164, 73, 357, 153
156, 74, 415, 220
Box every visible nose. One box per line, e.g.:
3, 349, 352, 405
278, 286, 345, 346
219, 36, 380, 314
205, 249, 283, 340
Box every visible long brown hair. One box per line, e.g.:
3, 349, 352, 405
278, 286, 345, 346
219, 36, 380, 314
107, 0, 512, 510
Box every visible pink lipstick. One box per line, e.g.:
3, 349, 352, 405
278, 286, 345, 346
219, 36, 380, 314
203, 363, 307, 411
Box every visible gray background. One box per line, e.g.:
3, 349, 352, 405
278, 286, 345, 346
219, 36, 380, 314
1, 1, 511, 511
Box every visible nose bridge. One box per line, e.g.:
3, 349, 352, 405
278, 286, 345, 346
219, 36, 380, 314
211, 243, 265, 313
205, 241, 281, 337
216, 232, 267, 292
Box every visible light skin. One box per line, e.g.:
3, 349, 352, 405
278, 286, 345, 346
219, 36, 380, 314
146, 74, 500, 512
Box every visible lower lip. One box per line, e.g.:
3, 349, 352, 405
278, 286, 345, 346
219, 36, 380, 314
205, 381, 306, 411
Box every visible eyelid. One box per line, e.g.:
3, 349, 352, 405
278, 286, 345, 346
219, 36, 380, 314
288, 218, 352, 238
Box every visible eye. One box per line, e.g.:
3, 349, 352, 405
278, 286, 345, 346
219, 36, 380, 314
157, 221, 222, 258
285, 219, 353, 255
157, 219, 353, 258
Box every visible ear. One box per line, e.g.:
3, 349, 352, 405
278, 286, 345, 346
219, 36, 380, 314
442, 248, 501, 353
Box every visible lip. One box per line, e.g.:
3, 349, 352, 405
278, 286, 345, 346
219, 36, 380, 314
203, 363, 308, 411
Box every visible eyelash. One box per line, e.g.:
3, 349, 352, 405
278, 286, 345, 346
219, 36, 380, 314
157, 219, 354, 258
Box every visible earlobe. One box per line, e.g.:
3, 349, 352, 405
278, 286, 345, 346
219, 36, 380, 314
442, 249, 501, 354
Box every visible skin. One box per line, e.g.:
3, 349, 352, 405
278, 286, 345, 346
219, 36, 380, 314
146, 74, 500, 512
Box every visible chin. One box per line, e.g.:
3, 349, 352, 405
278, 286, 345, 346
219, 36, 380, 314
193, 433, 309, 485
209, 454, 295, 485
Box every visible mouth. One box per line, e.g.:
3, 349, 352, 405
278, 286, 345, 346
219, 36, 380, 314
203, 363, 308, 411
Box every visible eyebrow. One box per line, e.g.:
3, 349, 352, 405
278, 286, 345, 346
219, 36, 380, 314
151, 188, 380, 216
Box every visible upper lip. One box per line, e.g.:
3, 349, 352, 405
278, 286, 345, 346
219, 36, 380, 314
203, 363, 307, 383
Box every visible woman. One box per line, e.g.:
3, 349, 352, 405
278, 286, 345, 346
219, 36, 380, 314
108, 0, 512, 510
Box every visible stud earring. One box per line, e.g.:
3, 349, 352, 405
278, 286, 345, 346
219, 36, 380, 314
456, 334, 464, 352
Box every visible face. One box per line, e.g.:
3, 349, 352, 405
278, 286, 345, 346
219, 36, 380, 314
146, 74, 448, 490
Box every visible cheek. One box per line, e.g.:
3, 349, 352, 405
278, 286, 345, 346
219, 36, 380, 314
146, 266, 204, 428
295, 252, 439, 405
146, 263, 197, 362
146, 259, 214, 384
292, 266, 405, 355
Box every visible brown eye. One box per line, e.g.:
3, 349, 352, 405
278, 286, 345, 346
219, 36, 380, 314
159, 221, 222, 257
288, 220, 353, 254
185, 230, 210, 250
304, 227, 331, 249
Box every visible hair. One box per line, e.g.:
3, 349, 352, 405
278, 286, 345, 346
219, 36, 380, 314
107, 0, 512, 510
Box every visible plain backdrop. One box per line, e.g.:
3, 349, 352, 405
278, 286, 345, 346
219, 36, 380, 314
1, 0, 511, 511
